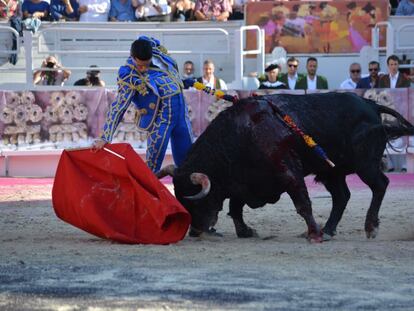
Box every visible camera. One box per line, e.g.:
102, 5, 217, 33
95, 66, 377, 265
46, 62, 55, 68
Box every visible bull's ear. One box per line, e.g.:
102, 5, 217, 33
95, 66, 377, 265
155, 164, 176, 179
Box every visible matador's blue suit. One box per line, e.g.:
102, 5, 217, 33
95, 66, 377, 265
101, 36, 194, 172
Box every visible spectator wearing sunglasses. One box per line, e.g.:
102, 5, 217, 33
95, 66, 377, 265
339, 62, 361, 89
356, 61, 381, 89
278, 57, 305, 90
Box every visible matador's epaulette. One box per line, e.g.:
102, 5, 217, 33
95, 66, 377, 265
118, 64, 150, 96
157, 45, 169, 55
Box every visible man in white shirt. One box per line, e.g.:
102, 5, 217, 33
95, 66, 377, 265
79, 0, 110, 21
278, 57, 304, 90
197, 59, 227, 90
339, 62, 361, 89
379, 54, 411, 88
295, 57, 328, 90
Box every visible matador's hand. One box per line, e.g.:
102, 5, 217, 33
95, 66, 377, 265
92, 138, 107, 152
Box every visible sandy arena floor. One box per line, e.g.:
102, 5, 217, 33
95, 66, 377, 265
0, 174, 414, 310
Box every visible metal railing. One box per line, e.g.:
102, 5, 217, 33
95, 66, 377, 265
0, 25, 20, 55
233, 25, 265, 89
1, 24, 266, 89
372, 21, 414, 61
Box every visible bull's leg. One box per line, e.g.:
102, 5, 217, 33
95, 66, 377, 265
228, 198, 257, 238
287, 179, 322, 243
321, 174, 351, 240
356, 168, 389, 239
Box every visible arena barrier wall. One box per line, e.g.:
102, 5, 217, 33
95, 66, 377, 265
0, 88, 413, 176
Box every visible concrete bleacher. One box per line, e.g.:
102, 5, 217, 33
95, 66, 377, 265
0, 20, 248, 89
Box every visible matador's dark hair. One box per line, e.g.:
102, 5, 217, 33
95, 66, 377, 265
130, 39, 153, 61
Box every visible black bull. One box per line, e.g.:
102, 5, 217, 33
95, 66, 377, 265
157, 92, 414, 242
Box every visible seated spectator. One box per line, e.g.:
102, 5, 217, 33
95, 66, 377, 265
395, 0, 414, 16
194, 0, 231, 21
33, 56, 71, 86
197, 59, 227, 90
258, 63, 287, 90
22, 0, 50, 21
74, 65, 106, 86
228, 0, 247, 20
182, 60, 196, 89
109, 0, 136, 21
295, 57, 328, 90
133, 0, 171, 21
78, 0, 110, 22
50, 0, 80, 21
278, 56, 304, 90
339, 62, 361, 89
170, 0, 194, 21
379, 54, 411, 88
356, 61, 381, 89
0, 0, 20, 21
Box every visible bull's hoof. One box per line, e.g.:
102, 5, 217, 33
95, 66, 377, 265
365, 220, 379, 239
321, 228, 336, 241
365, 227, 378, 239
208, 227, 223, 237
236, 226, 257, 238
188, 228, 202, 238
322, 232, 334, 241
199, 230, 223, 241
307, 231, 323, 243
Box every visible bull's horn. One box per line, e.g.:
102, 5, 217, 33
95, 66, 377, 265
184, 173, 211, 200
155, 164, 176, 179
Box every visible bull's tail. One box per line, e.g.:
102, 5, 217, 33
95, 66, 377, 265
377, 104, 414, 140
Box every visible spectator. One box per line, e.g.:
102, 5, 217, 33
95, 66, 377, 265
33, 55, 71, 86
109, 0, 136, 21
278, 56, 304, 90
228, 0, 248, 20
50, 0, 80, 21
356, 61, 381, 89
295, 57, 328, 90
339, 62, 361, 89
170, 0, 194, 21
133, 0, 171, 21
258, 63, 286, 90
0, 0, 20, 21
74, 65, 106, 86
197, 59, 227, 90
379, 55, 411, 88
395, 0, 414, 16
22, 0, 50, 21
182, 60, 196, 89
194, 0, 231, 21
78, 0, 110, 22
